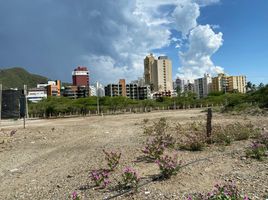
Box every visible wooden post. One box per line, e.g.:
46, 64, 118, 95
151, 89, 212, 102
0, 84, 2, 124
206, 108, 212, 143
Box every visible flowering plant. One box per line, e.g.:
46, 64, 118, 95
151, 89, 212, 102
120, 167, 140, 190
71, 191, 81, 200
156, 154, 181, 179
103, 149, 121, 171
90, 169, 110, 188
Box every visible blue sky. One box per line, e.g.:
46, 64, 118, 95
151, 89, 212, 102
0, 0, 267, 84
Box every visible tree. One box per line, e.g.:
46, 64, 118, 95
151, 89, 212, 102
246, 81, 252, 92
258, 82, 264, 89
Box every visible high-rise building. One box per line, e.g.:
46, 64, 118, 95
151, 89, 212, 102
212, 73, 228, 93
194, 74, 212, 99
144, 54, 173, 92
144, 53, 156, 85
72, 66, 89, 86
212, 74, 246, 94
227, 76, 246, 93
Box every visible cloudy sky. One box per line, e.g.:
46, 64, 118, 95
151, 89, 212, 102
0, 0, 267, 84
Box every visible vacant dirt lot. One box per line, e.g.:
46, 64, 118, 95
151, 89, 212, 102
0, 109, 267, 200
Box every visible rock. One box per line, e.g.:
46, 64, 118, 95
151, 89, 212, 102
56, 184, 61, 188
145, 191, 150, 195
10, 168, 19, 173
241, 157, 247, 160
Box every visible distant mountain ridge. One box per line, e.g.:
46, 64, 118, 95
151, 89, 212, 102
0, 67, 48, 89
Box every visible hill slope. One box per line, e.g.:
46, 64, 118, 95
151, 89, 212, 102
0, 67, 48, 89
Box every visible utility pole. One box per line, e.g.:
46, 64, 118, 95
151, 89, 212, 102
23, 85, 28, 128
0, 84, 2, 124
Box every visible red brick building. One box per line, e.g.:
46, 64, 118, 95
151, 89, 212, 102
72, 66, 89, 86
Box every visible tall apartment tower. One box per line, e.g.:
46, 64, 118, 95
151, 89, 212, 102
144, 54, 173, 92
155, 56, 173, 92
72, 66, 89, 86
144, 53, 156, 85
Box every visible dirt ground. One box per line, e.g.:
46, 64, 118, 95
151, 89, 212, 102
0, 109, 267, 200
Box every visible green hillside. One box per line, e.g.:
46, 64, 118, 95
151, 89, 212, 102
0, 67, 48, 89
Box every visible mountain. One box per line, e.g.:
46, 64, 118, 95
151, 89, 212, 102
0, 67, 48, 89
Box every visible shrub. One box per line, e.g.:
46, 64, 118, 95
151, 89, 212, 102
143, 125, 154, 136
188, 181, 249, 200
154, 117, 168, 135
212, 126, 233, 146
90, 169, 110, 188
120, 167, 140, 190
143, 118, 149, 124
142, 134, 176, 159
156, 154, 181, 179
246, 141, 266, 160
179, 134, 206, 151
103, 149, 121, 171
142, 137, 165, 160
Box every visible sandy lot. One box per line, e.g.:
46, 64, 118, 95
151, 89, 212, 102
0, 109, 267, 200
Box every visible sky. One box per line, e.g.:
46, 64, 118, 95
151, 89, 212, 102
0, 0, 267, 85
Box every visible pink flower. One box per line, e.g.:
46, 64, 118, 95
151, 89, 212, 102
72, 191, 78, 199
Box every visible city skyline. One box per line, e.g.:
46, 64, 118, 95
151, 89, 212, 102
0, 0, 267, 84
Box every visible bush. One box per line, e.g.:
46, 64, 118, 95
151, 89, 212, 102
156, 154, 181, 179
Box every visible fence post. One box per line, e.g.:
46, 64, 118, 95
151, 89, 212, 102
0, 84, 2, 124
206, 108, 212, 143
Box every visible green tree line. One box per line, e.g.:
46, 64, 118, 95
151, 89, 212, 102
28, 85, 268, 117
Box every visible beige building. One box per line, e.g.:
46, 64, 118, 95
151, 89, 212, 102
144, 54, 173, 92
212, 73, 246, 93
212, 73, 228, 93
144, 53, 156, 85
227, 76, 246, 93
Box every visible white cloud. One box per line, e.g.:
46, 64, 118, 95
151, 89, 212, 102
177, 25, 224, 80
172, 0, 200, 37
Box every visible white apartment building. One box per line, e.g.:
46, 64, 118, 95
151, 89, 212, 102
194, 73, 212, 99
